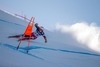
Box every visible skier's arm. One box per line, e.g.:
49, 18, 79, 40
43, 36, 47, 43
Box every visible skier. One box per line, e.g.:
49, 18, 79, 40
8, 23, 47, 43
29, 23, 47, 43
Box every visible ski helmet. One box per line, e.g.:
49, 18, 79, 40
35, 23, 38, 26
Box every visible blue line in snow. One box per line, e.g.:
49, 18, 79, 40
0, 44, 44, 60
1, 43, 100, 57
0, 19, 23, 26
20, 45, 100, 57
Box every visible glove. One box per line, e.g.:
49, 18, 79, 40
45, 40, 47, 43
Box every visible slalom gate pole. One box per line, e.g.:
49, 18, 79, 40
17, 17, 35, 53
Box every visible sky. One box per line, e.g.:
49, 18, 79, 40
0, 0, 100, 30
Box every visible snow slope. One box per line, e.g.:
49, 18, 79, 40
0, 9, 100, 67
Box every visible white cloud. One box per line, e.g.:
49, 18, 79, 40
56, 22, 100, 53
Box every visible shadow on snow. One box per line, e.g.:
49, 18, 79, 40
0, 44, 44, 60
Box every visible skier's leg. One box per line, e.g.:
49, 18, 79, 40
31, 32, 37, 39
18, 35, 30, 41
8, 34, 22, 38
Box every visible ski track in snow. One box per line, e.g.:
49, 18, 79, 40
1, 43, 100, 57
